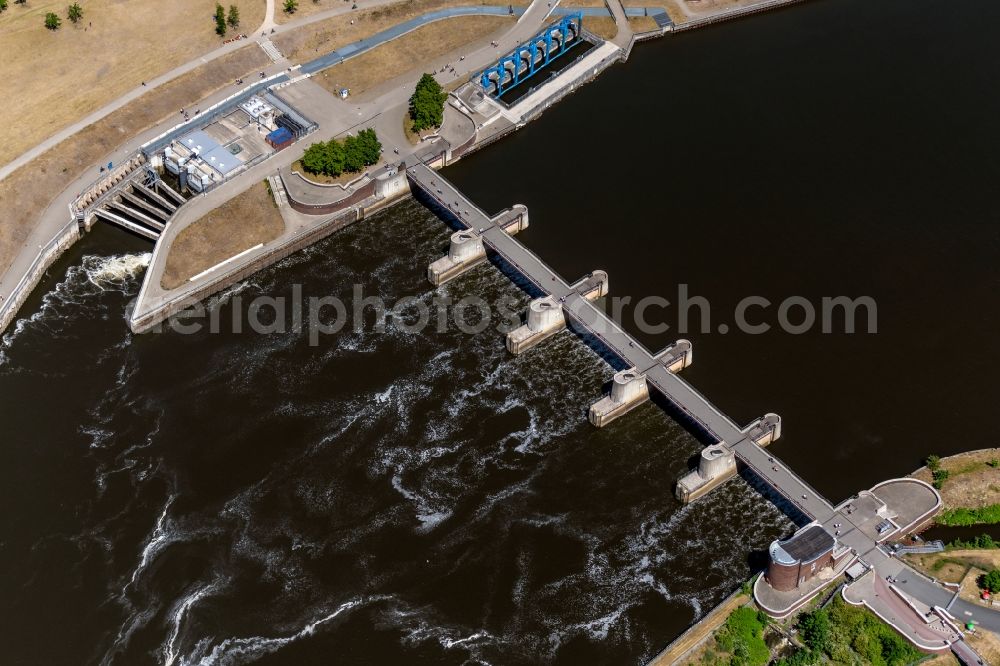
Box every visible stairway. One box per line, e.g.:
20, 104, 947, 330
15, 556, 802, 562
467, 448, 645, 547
258, 38, 283, 63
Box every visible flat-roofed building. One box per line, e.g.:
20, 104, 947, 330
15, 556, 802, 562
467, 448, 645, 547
766, 523, 851, 592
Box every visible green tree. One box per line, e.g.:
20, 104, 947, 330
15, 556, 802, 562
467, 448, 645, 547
925, 454, 940, 471
798, 609, 832, 654
214, 3, 226, 35
67, 2, 82, 23
44, 11, 61, 29
0, 1, 9, 13
283, 0, 298, 13
227, 4, 240, 27
408, 73, 447, 132
982, 568, 1000, 593
300, 129, 381, 178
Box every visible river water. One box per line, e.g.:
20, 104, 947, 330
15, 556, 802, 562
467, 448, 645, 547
2, 0, 999, 664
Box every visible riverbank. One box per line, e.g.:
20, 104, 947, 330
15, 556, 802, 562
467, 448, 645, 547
911, 448, 1000, 518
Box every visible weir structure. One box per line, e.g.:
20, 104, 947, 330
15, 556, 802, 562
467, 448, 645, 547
408, 161, 815, 515
476, 12, 584, 97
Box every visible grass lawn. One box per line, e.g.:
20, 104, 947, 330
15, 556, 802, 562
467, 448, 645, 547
161, 181, 285, 289
312, 14, 513, 98
0, 0, 265, 166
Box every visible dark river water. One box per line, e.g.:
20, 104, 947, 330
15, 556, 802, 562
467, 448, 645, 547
2, 0, 999, 664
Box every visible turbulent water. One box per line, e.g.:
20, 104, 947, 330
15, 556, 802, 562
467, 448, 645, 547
0, 204, 792, 665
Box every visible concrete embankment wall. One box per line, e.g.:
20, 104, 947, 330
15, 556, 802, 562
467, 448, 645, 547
672, 0, 809, 32
285, 179, 378, 215
0, 220, 81, 335
128, 190, 409, 333
647, 589, 751, 665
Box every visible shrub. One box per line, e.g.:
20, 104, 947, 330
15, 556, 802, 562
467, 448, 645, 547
932, 468, 950, 489
44, 12, 61, 29
948, 534, 999, 549
775, 649, 818, 666
283, 0, 298, 13
925, 454, 940, 471
982, 569, 1000, 593
715, 607, 769, 666
938, 503, 1000, 526
67, 2, 82, 23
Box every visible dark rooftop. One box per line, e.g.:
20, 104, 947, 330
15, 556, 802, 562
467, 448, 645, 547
771, 525, 835, 565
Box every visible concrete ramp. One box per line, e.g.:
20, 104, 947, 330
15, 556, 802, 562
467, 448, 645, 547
109, 202, 166, 232
156, 180, 186, 206
94, 208, 160, 241
132, 184, 178, 212
120, 190, 171, 220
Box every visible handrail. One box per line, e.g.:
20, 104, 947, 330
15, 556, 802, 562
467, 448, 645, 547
0, 217, 79, 332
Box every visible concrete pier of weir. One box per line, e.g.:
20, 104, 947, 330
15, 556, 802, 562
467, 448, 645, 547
506, 271, 609, 354
427, 205, 529, 285
588, 340, 694, 427
675, 413, 782, 504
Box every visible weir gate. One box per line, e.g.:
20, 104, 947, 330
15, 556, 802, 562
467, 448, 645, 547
476, 12, 584, 97
406, 161, 837, 525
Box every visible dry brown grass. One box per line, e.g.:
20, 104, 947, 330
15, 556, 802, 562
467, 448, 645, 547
904, 550, 1000, 588
644, 0, 784, 24
275, 0, 343, 24
959, 565, 990, 604
628, 15, 660, 31
912, 448, 1000, 509
967, 628, 1000, 665
161, 181, 284, 289
0, 46, 271, 276
0, 0, 265, 166
921, 652, 961, 666
582, 16, 617, 40
312, 14, 513, 96
275, 0, 520, 62
627, 0, 686, 24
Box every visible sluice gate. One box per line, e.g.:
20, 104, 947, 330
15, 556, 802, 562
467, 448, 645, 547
477, 13, 584, 97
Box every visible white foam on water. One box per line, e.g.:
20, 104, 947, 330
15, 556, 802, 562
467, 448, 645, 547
129, 493, 177, 588
0, 252, 149, 362
86, 252, 151, 285
164, 578, 226, 666
101, 605, 159, 666
391, 472, 453, 532
184, 596, 386, 665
